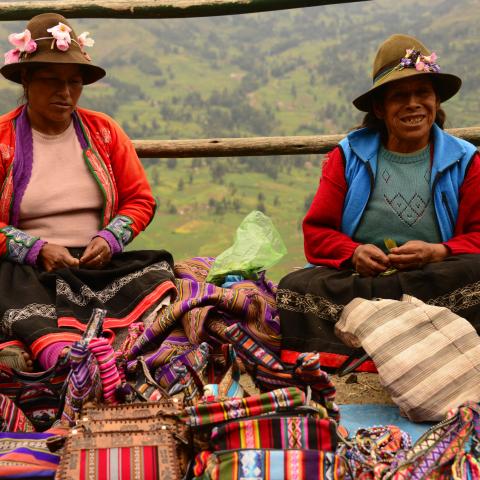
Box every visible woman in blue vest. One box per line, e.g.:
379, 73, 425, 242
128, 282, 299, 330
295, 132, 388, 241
278, 34, 480, 370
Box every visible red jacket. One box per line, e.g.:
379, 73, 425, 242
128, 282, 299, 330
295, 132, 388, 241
303, 146, 480, 268
0, 106, 155, 260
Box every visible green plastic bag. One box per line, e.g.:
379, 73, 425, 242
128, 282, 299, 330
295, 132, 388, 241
206, 210, 287, 285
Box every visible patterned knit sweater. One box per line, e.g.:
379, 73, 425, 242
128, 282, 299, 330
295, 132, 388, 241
354, 145, 442, 251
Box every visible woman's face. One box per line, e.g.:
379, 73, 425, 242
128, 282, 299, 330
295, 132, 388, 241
23, 63, 83, 134
373, 76, 439, 153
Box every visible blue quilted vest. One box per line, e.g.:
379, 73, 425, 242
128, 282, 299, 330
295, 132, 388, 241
339, 124, 478, 241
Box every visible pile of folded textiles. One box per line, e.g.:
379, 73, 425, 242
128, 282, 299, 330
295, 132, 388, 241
0, 257, 479, 479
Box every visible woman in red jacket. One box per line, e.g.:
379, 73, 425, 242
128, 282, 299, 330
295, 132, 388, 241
278, 34, 480, 371
0, 13, 176, 371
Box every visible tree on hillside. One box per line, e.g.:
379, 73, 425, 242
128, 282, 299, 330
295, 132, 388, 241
167, 158, 177, 170
256, 201, 267, 214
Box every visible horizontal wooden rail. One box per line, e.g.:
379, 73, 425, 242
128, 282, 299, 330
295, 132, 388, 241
0, 0, 371, 20
132, 127, 480, 158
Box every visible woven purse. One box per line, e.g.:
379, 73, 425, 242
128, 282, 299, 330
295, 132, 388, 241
56, 400, 190, 480
335, 295, 480, 422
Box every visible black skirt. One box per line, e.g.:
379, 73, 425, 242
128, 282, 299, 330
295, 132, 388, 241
278, 254, 480, 356
0, 250, 176, 358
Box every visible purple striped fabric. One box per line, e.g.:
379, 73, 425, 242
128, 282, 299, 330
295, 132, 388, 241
128, 257, 280, 364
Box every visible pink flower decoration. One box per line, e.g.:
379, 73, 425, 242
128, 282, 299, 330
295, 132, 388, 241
4, 48, 20, 64
47, 22, 72, 40
56, 38, 70, 51
8, 29, 36, 53
24, 40, 37, 54
8, 29, 31, 48
415, 61, 425, 71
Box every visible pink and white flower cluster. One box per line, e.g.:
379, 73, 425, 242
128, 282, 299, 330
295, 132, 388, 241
4, 29, 37, 64
4, 23, 95, 65
47, 22, 72, 51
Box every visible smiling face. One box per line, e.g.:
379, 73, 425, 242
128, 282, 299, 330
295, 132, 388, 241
23, 63, 83, 135
373, 76, 440, 153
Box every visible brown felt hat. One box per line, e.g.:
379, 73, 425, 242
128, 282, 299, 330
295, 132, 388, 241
353, 33, 461, 112
1, 12, 105, 85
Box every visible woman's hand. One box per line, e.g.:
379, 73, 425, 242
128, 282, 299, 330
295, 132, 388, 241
79, 237, 112, 269
388, 240, 449, 270
352, 244, 390, 276
39, 243, 80, 272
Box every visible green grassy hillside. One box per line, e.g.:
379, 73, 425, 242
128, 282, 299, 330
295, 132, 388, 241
0, 0, 478, 280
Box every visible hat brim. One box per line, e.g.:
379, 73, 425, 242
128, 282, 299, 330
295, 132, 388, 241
1, 56, 106, 86
353, 68, 462, 112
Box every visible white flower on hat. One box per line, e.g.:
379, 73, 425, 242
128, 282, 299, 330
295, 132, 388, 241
77, 32, 94, 48
47, 22, 72, 51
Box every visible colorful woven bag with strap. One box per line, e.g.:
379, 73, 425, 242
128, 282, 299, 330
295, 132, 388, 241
224, 323, 339, 420
210, 415, 338, 452
0, 394, 34, 433
388, 401, 480, 480
0, 362, 67, 431
182, 386, 307, 428
61, 337, 122, 425
337, 425, 412, 479
194, 449, 348, 480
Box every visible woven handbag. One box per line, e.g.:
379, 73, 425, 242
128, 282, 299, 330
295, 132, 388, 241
194, 449, 348, 480
210, 415, 339, 452
335, 295, 480, 422
56, 400, 190, 480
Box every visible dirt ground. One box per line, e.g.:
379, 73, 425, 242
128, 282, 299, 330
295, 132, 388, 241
331, 373, 394, 405
240, 372, 394, 405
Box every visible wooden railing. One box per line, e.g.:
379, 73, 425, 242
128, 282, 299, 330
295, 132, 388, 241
133, 127, 480, 157
0, 0, 371, 20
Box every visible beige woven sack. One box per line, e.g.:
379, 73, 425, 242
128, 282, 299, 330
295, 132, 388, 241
335, 295, 480, 422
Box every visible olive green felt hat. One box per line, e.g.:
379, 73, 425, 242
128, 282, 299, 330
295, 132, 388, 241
353, 33, 461, 112
1, 12, 105, 85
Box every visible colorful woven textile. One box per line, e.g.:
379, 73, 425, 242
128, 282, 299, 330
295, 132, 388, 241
211, 416, 338, 452
388, 401, 480, 479
128, 257, 280, 365
203, 344, 245, 400
197, 449, 347, 480
337, 425, 412, 479
183, 387, 306, 428
338, 402, 480, 479
0, 363, 67, 431
77, 446, 164, 480
224, 322, 339, 420
154, 342, 210, 404
0, 394, 33, 433
62, 337, 121, 425
0, 429, 64, 479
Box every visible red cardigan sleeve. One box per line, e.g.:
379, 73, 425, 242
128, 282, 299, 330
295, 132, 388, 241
303, 147, 360, 268
444, 151, 480, 254
106, 118, 156, 236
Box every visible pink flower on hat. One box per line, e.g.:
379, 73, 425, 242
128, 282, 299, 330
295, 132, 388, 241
8, 29, 37, 53
4, 48, 20, 65
415, 61, 425, 71
47, 22, 72, 51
